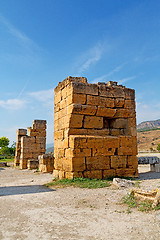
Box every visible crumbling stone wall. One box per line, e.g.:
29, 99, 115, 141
53, 76, 138, 179
14, 120, 46, 169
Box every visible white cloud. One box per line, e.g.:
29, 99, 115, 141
0, 98, 26, 110
118, 76, 136, 84
91, 62, 127, 83
0, 15, 35, 48
136, 102, 160, 124
106, 62, 127, 78
28, 89, 54, 106
76, 43, 104, 75
91, 75, 107, 83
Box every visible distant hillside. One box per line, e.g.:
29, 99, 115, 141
137, 129, 160, 152
46, 144, 54, 153
137, 119, 160, 131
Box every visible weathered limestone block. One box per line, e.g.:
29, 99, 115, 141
84, 116, 103, 129
27, 159, 39, 170
38, 154, 54, 173
86, 156, 110, 170
54, 76, 138, 179
96, 107, 116, 117
87, 95, 115, 108
113, 178, 135, 188
131, 189, 160, 208
71, 82, 99, 95
70, 104, 97, 116
83, 170, 102, 179
63, 157, 86, 172
111, 156, 127, 169
115, 98, 125, 108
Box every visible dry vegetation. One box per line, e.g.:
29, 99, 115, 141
137, 129, 160, 152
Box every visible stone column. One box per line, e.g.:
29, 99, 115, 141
14, 129, 27, 167
15, 120, 47, 169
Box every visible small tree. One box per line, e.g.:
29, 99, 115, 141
0, 137, 16, 159
0, 137, 9, 148
0, 146, 11, 155
157, 144, 160, 152
10, 142, 16, 155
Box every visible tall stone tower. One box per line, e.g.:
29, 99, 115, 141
53, 76, 138, 179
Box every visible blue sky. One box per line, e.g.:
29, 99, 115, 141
0, 0, 160, 145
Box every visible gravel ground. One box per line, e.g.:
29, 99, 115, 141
0, 165, 160, 240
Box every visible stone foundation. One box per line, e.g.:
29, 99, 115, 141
53, 76, 138, 179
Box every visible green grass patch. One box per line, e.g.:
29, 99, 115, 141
45, 177, 111, 189
0, 158, 14, 162
122, 193, 160, 212
134, 180, 141, 188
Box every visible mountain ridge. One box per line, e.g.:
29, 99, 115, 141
137, 119, 160, 130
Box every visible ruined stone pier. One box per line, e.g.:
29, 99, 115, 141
53, 76, 138, 179
14, 120, 46, 169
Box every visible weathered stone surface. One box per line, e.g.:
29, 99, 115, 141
87, 95, 115, 108
131, 189, 160, 208
63, 157, 86, 171
86, 156, 110, 170
84, 116, 103, 129
111, 156, 127, 169
27, 159, 39, 170
54, 77, 137, 179
113, 178, 135, 188
96, 107, 116, 117
38, 154, 54, 173
83, 170, 102, 179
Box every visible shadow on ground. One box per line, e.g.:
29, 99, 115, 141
0, 168, 5, 171
0, 185, 55, 196
139, 171, 160, 180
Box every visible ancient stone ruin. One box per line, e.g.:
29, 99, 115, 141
14, 120, 46, 169
38, 154, 54, 173
53, 76, 138, 179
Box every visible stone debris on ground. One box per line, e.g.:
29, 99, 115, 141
130, 188, 160, 208
113, 177, 135, 188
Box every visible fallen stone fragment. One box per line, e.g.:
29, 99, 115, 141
0, 162, 7, 167
130, 188, 160, 208
113, 178, 135, 188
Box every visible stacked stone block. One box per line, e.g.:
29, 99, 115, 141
14, 120, 47, 169
39, 154, 54, 173
53, 76, 138, 179
27, 159, 39, 170
14, 129, 27, 167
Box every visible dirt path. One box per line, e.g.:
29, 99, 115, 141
0, 166, 160, 240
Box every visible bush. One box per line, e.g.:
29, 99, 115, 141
157, 144, 160, 152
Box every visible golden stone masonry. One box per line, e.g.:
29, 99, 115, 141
53, 76, 138, 179
14, 120, 47, 169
